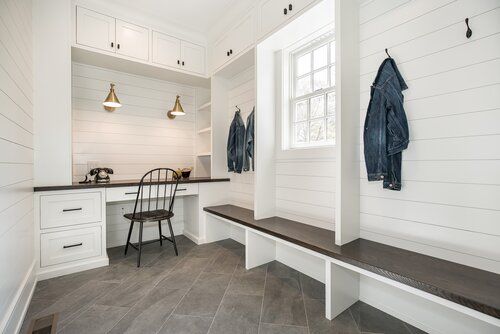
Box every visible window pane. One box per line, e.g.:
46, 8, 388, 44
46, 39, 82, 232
310, 119, 326, 142
294, 122, 308, 144
327, 117, 335, 142
295, 100, 308, 121
310, 95, 325, 119
297, 52, 311, 76
296, 75, 312, 96
330, 41, 335, 63
327, 92, 335, 115
330, 66, 335, 86
313, 69, 328, 91
313, 45, 328, 70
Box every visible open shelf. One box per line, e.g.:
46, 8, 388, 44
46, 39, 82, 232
198, 101, 211, 111
197, 152, 212, 157
197, 127, 212, 134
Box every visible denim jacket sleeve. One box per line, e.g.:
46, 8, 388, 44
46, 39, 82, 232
227, 112, 246, 173
243, 108, 255, 172
385, 90, 409, 155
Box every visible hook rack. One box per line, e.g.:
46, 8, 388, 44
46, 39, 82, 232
465, 18, 472, 39
385, 48, 391, 58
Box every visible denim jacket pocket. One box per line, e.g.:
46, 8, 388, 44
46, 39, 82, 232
387, 109, 409, 155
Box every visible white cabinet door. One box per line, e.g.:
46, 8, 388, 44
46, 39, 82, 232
76, 7, 115, 52
180, 41, 205, 75
152, 31, 181, 68
230, 12, 255, 57
259, 0, 287, 39
212, 33, 231, 72
116, 19, 149, 61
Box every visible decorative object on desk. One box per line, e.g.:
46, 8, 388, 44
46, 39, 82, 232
78, 172, 92, 184
90, 167, 114, 183
173, 169, 182, 179
102, 83, 121, 111
181, 167, 192, 178
167, 95, 185, 119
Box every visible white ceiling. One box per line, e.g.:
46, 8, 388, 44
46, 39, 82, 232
106, 0, 254, 34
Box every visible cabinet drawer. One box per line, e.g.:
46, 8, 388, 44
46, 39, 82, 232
40, 226, 101, 267
40, 192, 102, 229
105, 183, 198, 202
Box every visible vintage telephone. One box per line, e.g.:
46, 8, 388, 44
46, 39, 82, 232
79, 168, 114, 184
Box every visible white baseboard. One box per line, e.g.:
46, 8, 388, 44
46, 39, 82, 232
1, 260, 37, 334
183, 229, 201, 244
37, 257, 109, 281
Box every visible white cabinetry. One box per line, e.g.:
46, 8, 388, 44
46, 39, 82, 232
258, 0, 317, 39
76, 7, 115, 52
181, 41, 206, 75
152, 31, 181, 68
116, 19, 149, 61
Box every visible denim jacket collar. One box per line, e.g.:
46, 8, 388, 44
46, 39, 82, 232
372, 58, 408, 91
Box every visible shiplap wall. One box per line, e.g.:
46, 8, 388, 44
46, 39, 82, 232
227, 67, 255, 209
72, 62, 197, 246
359, 0, 500, 274
0, 0, 34, 330
72, 62, 197, 181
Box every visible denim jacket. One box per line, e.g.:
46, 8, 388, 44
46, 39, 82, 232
227, 111, 245, 173
243, 108, 255, 172
363, 58, 409, 191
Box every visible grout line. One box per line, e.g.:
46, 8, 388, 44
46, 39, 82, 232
299, 275, 311, 334
257, 262, 269, 334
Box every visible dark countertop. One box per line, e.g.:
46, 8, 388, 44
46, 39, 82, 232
204, 204, 500, 319
34, 177, 230, 192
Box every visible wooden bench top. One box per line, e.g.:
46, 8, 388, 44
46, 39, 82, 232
204, 204, 500, 319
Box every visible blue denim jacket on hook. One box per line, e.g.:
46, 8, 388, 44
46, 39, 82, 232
243, 108, 255, 172
227, 111, 245, 173
363, 57, 409, 191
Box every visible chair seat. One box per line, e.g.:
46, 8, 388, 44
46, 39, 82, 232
124, 209, 174, 222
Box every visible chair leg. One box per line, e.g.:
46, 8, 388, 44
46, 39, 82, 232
167, 218, 178, 256
124, 221, 134, 256
137, 222, 144, 267
158, 220, 163, 246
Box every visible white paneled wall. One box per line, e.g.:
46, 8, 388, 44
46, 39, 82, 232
358, 0, 500, 273
0, 0, 34, 332
72, 62, 197, 181
227, 67, 255, 209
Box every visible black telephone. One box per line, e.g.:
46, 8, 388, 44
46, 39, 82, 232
90, 168, 114, 183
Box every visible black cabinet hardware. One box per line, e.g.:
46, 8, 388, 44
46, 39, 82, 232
125, 192, 138, 195
177, 188, 187, 191
182, 61, 185, 66
62, 208, 82, 212
111, 42, 114, 48
177, 60, 180, 65
289, 4, 293, 10
227, 51, 230, 56
63, 242, 83, 249
229, 49, 233, 55
117, 43, 120, 49
284, 8, 288, 15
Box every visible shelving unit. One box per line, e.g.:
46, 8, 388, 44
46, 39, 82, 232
195, 90, 212, 177
197, 152, 212, 157
197, 127, 212, 134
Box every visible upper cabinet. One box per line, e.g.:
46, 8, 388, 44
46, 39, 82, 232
115, 20, 149, 61
76, 7, 115, 53
258, 0, 317, 39
74, 6, 207, 77
211, 11, 255, 73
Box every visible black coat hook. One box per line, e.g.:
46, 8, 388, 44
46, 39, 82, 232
465, 18, 472, 39
235, 105, 241, 113
385, 48, 391, 58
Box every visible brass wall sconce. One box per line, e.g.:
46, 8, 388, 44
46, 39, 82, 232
167, 95, 185, 119
103, 83, 122, 111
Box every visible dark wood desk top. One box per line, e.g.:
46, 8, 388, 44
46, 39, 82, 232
34, 177, 230, 192
204, 204, 500, 319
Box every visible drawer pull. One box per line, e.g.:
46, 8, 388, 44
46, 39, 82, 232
63, 242, 83, 249
62, 208, 82, 212
125, 192, 138, 195
177, 188, 187, 191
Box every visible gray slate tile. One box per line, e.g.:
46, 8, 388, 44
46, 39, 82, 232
174, 291, 224, 317
159, 314, 213, 334
209, 294, 263, 334
58, 304, 129, 334
259, 323, 309, 334
304, 297, 360, 334
350, 301, 412, 334
300, 273, 325, 300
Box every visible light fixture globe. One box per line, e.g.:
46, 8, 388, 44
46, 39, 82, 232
103, 83, 122, 111
167, 95, 185, 119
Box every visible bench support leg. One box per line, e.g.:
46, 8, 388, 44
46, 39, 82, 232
325, 260, 359, 320
245, 230, 276, 270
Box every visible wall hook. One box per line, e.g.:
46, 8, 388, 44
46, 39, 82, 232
385, 48, 391, 58
465, 18, 472, 39
235, 105, 241, 113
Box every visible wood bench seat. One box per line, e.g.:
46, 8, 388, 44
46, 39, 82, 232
204, 204, 500, 319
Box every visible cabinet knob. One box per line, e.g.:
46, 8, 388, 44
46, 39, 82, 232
111, 42, 114, 48
182, 61, 185, 66
230, 49, 233, 55
284, 8, 288, 15
117, 43, 120, 49
177, 60, 180, 65
227, 51, 230, 56
289, 4, 293, 10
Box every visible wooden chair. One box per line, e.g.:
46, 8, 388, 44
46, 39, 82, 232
123, 168, 180, 267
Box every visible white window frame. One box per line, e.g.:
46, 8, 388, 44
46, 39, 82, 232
289, 34, 335, 149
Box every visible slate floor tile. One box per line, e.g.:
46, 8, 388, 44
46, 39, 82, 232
208, 294, 263, 334
19, 298, 55, 334
259, 323, 309, 334
174, 291, 224, 317
267, 261, 301, 280
227, 264, 267, 296
304, 297, 360, 334
350, 301, 412, 334
58, 304, 129, 334
95, 278, 154, 308
264, 275, 302, 299
190, 272, 233, 295
300, 273, 325, 300
159, 314, 213, 334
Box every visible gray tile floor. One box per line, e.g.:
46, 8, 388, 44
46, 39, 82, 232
22, 236, 426, 334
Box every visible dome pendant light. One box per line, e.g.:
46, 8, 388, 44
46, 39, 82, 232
103, 83, 122, 111
167, 95, 186, 119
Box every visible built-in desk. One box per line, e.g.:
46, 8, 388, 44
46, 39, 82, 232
34, 177, 230, 280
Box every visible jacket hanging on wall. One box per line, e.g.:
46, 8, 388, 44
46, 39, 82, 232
363, 57, 409, 191
243, 107, 255, 172
227, 109, 246, 173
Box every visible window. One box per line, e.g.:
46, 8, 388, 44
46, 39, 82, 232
290, 36, 335, 148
